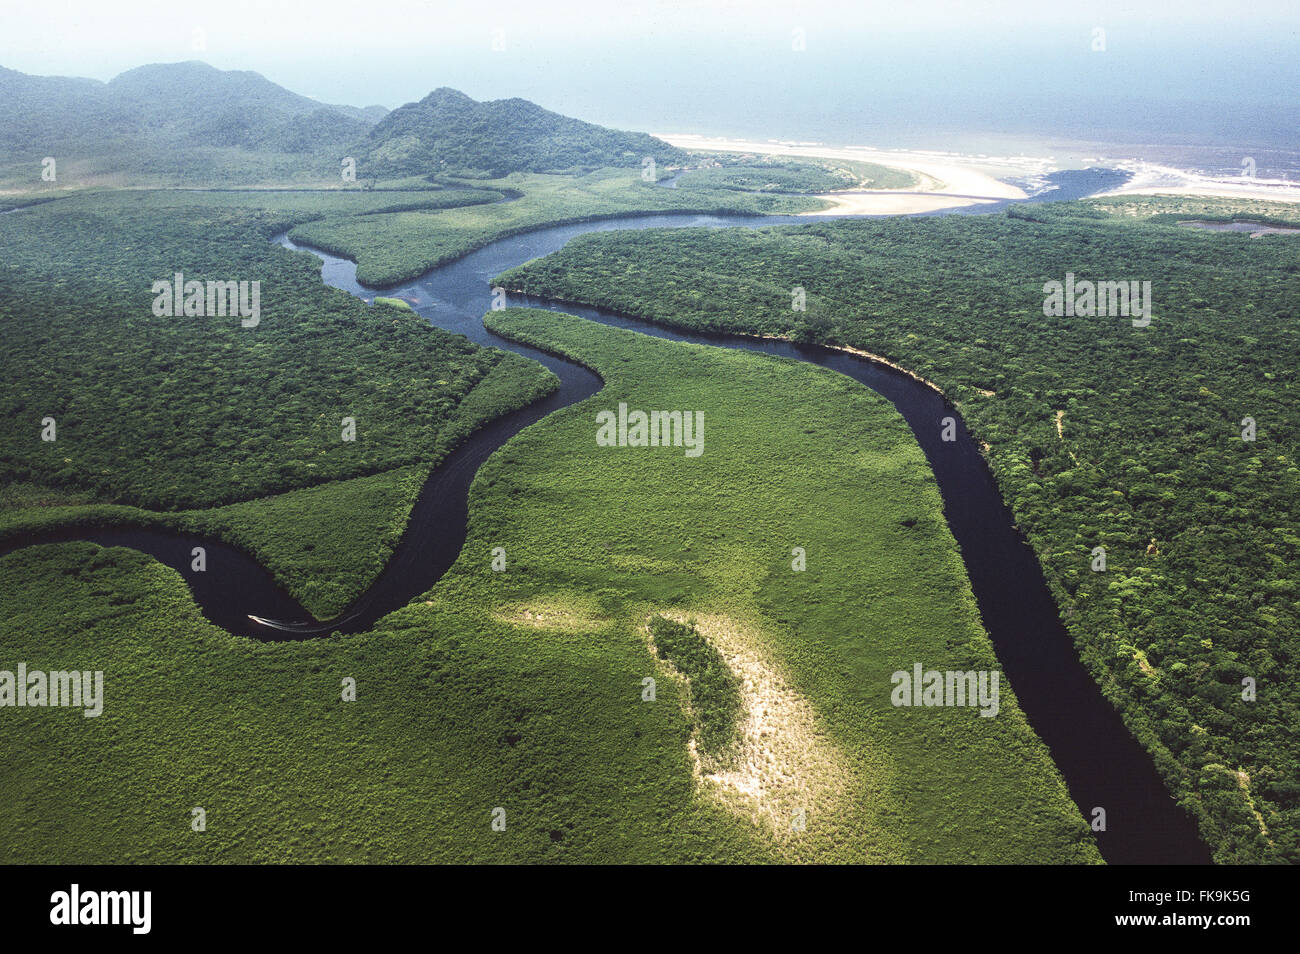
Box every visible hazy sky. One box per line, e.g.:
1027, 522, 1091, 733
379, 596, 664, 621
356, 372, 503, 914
4, 1, 1298, 154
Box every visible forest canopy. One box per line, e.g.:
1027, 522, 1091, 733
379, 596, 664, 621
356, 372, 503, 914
496, 196, 1300, 864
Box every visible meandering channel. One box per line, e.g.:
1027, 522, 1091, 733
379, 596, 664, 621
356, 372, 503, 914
2, 166, 1210, 862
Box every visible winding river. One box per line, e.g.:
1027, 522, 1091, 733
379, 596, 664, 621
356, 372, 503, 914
2, 166, 1211, 863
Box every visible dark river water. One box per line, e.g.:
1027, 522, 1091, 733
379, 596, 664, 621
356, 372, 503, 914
2, 166, 1211, 863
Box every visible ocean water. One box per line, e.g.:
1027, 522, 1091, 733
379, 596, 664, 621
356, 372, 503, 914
16, 5, 1299, 180
322, 22, 1300, 181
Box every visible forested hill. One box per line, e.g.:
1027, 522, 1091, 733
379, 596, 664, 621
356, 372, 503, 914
0, 61, 388, 156
356, 87, 687, 178
1, 63, 682, 184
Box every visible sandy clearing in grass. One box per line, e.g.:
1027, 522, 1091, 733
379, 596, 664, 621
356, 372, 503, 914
650, 611, 852, 849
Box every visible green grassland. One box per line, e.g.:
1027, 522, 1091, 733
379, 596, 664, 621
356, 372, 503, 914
0, 308, 1098, 863
287, 168, 828, 286
2, 183, 506, 218
494, 197, 1300, 863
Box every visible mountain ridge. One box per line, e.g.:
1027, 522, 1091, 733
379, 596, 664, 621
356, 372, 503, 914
0, 61, 685, 183
353, 85, 686, 178
0, 61, 389, 156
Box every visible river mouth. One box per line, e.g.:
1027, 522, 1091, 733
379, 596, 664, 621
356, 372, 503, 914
2, 169, 1208, 863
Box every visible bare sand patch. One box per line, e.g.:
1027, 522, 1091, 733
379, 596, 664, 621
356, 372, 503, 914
648, 611, 852, 850
1054, 410, 1079, 463
1235, 770, 1272, 844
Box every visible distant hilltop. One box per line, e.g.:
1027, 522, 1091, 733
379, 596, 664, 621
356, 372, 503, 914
356, 85, 685, 178
0, 61, 387, 157
0, 61, 685, 181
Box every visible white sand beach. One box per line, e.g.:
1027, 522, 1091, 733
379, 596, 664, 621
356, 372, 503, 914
1100, 161, 1300, 204
661, 135, 1300, 212
658, 133, 1040, 215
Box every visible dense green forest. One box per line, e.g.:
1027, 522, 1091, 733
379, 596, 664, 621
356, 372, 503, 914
355, 87, 687, 179
0, 166, 825, 610
0, 309, 1098, 863
646, 615, 744, 762
0, 62, 386, 188
0, 189, 557, 615
0, 192, 554, 509
495, 197, 1300, 863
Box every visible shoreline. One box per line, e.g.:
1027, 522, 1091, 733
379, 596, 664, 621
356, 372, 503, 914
660, 134, 1300, 212
659, 133, 1036, 215
1098, 160, 1300, 204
